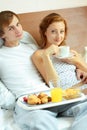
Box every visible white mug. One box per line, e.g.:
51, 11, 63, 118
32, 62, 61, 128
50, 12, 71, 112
59, 46, 70, 57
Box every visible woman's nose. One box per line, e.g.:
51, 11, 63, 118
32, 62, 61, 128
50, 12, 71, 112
56, 33, 60, 39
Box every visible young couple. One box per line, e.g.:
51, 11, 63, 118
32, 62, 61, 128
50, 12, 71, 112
0, 10, 87, 130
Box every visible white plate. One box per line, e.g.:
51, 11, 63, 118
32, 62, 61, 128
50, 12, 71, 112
55, 53, 74, 59
17, 90, 87, 110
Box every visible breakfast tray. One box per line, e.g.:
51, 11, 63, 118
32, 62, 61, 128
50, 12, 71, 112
17, 90, 87, 110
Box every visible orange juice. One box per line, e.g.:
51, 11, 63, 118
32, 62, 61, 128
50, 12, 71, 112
50, 88, 63, 102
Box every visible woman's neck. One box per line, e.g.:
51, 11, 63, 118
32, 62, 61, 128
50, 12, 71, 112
44, 42, 51, 49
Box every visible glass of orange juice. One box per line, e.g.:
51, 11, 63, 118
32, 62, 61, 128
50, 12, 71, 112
51, 88, 62, 102
49, 79, 63, 102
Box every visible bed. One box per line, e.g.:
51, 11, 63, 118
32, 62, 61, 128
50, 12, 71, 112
0, 6, 87, 130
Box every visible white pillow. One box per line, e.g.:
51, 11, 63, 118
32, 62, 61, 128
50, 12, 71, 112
0, 38, 4, 47
20, 30, 39, 50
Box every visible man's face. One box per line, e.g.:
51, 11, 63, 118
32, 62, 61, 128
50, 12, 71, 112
2, 15, 23, 42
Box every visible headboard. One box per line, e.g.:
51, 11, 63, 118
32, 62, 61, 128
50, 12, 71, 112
19, 6, 87, 54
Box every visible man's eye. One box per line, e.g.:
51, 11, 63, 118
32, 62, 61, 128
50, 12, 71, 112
8, 27, 13, 31
17, 23, 20, 26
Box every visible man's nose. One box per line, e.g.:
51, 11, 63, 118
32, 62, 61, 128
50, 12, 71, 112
14, 27, 20, 33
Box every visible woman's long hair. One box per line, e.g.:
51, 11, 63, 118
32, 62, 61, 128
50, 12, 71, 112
39, 13, 68, 48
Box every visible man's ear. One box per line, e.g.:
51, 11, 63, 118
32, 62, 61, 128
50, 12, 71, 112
1, 34, 5, 38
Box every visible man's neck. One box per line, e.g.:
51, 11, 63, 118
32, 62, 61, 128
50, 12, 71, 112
4, 41, 19, 47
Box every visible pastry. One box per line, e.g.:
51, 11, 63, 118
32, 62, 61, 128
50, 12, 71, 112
27, 92, 52, 105
38, 92, 48, 99
27, 94, 41, 105
63, 88, 81, 99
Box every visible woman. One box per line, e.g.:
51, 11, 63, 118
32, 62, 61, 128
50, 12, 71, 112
32, 13, 87, 89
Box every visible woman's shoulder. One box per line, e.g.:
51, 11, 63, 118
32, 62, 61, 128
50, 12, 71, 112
33, 49, 44, 57
32, 49, 44, 62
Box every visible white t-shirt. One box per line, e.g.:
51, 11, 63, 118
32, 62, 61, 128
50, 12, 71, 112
0, 39, 48, 98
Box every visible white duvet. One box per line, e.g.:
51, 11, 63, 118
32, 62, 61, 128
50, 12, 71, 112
0, 108, 21, 130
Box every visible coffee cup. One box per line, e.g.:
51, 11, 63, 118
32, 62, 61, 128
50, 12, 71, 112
59, 46, 70, 58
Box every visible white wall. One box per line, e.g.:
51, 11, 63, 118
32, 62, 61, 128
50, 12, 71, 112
0, 0, 87, 14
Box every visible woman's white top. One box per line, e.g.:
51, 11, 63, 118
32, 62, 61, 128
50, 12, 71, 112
51, 57, 87, 90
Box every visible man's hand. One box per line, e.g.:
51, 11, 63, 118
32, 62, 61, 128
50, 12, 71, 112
76, 69, 87, 84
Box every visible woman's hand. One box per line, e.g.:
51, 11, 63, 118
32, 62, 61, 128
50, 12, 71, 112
44, 44, 59, 56
60, 50, 84, 66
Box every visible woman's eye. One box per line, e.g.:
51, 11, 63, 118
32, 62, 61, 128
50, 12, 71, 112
51, 30, 56, 33
60, 30, 64, 33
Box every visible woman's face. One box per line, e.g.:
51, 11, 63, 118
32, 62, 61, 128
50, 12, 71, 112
2, 15, 23, 42
45, 21, 65, 46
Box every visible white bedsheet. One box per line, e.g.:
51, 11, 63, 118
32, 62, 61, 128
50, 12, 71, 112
0, 107, 73, 130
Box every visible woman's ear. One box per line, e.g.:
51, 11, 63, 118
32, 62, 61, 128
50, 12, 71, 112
44, 31, 47, 36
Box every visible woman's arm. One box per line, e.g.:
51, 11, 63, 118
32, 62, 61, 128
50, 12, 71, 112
61, 50, 87, 72
32, 45, 59, 85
